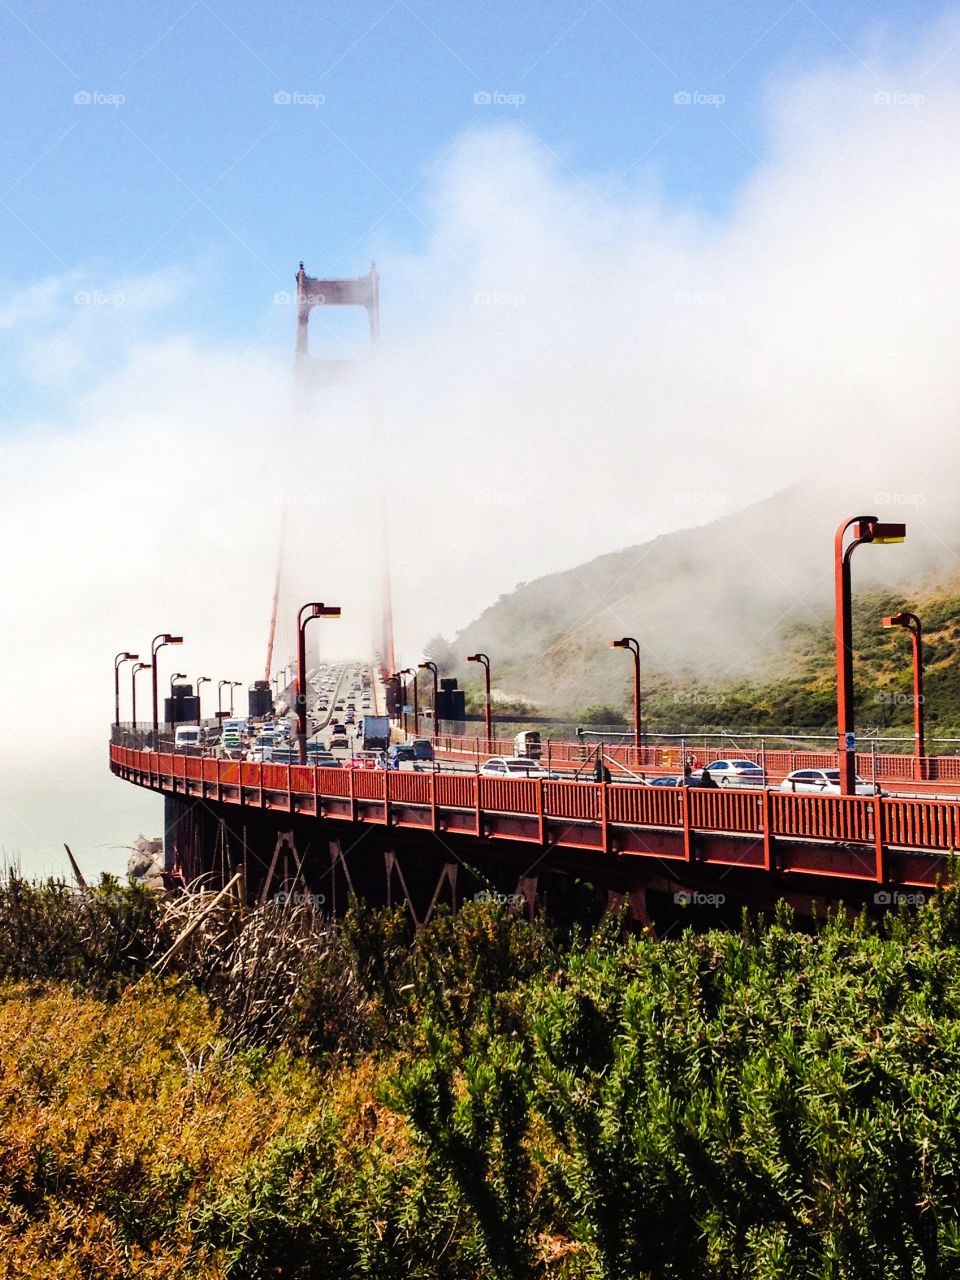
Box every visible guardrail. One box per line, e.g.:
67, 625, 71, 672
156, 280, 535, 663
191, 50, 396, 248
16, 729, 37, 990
429, 732, 959, 787
111, 743, 960, 887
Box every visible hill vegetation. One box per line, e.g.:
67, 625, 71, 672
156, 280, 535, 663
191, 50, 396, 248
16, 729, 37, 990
6, 873, 960, 1274
441, 491, 960, 742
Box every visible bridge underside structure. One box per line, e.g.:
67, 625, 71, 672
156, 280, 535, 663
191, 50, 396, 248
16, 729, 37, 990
112, 745, 955, 928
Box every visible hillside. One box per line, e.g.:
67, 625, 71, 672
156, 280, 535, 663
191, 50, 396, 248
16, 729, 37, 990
444, 488, 960, 735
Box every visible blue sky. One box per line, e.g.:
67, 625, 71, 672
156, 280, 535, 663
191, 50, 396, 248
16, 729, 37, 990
6, 0, 960, 874
1, 0, 946, 359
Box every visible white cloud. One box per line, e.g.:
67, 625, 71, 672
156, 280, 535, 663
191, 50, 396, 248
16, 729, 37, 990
6, 16, 960, 871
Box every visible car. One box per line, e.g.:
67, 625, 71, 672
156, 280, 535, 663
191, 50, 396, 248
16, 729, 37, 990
480, 756, 550, 778
409, 738, 435, 761
648, 774, 684, 787
329, 730, 349, 749
308, 747, 341, 768
387, 743, 417, 764
780, 769, 885, 796
701, 759, 767, 787
345, 712, 356, 724
352, 750, 381, 770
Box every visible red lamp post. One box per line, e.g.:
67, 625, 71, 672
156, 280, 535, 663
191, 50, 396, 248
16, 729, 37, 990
151, 634, 183, 746
882, 611, 924, 777
610, 637, 641, 754
388, 673, 403, 725
467, 653, 492, 745
297, 602, 341, 762
419, 661, 439, 740
114, 651, 139, 728
131, 662, 151, 737
398, 667, 417, 734
195, 676, 211, 722
834, 517, 905, 793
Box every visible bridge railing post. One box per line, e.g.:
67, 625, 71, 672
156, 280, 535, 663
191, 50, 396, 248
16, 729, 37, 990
874, 793, 886, 884
681, 786, 692, 861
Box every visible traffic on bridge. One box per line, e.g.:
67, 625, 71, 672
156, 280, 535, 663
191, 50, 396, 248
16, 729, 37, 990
109, 506, 960, 926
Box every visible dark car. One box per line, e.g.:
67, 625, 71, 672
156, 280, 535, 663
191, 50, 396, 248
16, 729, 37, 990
387, 743, 416, 763
409, 738, 435, 761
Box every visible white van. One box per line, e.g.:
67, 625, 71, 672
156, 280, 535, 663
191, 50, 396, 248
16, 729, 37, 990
175, 725, 207, 751
514, 731, 542, 759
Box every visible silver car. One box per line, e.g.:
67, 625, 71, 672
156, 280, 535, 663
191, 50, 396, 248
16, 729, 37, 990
701, 759, 767, 787
780, 768, 884, 797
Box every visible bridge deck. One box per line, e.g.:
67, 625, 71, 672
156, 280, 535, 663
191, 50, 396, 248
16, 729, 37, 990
110, 745, 958, 890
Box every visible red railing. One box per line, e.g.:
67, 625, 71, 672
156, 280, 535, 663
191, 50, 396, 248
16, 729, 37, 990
771, 792, 874, 844
435, 773, 477, 808
430, 734, 960, 788
690, 787, 765, 835
608, 785, 682, 827
389, 771, 432, 805
544, 781, 601, 821
109, 746, 960, 874
352, 770, 385, 801
479, 776, 539, 815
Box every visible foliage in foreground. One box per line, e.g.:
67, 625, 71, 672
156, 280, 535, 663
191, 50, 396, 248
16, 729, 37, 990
4, 880, 960, 1275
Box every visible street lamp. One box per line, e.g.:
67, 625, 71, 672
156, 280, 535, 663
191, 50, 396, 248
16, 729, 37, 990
834, 517, 905, 793
114, 651, 139, 728
398, 667, 416, 734
218, 679, 231, 719
419, 661, 439, 740
297, 602, 341, 762
168, 673, 187, 735
388, 672, 403, 725
610, 637, 641, 752
131, 662, 151, 739
195, 676, 211, 722
467, 653, 492, 744
151, 633, 183, 746
230, 681, 242, 714
882, 611, 924, 776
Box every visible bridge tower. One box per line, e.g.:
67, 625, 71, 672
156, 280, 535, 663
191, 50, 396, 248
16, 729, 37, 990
265, 262, 396, 681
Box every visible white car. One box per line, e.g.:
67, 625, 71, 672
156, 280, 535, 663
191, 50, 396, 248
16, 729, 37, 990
701, 759, 767, 787
780, 769, 885, 797
479, 756, 553, 778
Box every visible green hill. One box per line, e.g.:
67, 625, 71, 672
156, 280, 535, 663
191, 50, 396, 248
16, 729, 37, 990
443, 489, 960, 739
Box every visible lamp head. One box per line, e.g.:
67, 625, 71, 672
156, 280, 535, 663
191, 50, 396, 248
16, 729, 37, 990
855, 518, 906, 544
